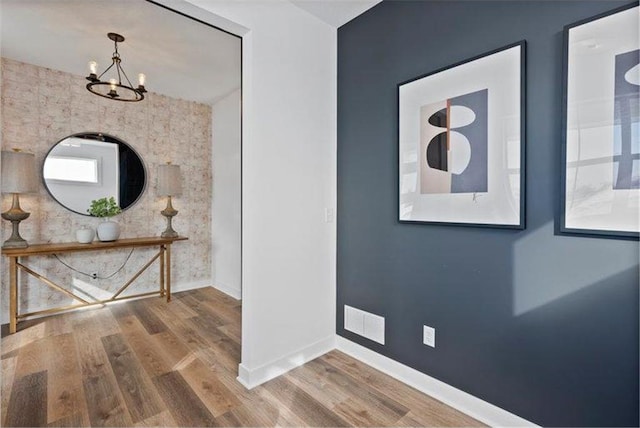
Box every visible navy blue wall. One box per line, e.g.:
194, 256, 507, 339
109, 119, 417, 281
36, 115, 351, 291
336, 1, 639, 426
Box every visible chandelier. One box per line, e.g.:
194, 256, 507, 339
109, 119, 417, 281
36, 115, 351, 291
86, 33, 147, 102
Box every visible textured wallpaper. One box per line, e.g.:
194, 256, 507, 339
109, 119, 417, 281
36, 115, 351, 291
1, 58, 212, 317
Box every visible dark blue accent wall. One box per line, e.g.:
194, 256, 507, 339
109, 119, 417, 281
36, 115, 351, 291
336, 1, 639, 426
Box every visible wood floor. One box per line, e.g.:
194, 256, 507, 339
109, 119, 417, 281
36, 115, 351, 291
1, 287, 482, 427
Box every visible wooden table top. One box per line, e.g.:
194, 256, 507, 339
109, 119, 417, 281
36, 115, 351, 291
1, 236, 188, 257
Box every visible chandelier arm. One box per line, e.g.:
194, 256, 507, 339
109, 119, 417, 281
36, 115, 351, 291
118, 64, 136, 89
97, 61, 116, 81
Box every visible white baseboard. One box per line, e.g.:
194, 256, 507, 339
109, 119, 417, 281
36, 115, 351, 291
336, 336, 538, 428
237, 335, 336, 389
171, 278, 212, 293
211, 282, 242, 300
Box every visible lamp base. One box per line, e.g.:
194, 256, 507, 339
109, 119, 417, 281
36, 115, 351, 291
2, 233, 28, 249
160, 196, 179, 239
2, 194, 30, 249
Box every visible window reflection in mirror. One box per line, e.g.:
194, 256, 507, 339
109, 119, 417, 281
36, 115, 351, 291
43, 133, 146, 216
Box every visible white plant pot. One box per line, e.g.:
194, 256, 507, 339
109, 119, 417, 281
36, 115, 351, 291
97, 220, 120, 242
76, 227, 95, 244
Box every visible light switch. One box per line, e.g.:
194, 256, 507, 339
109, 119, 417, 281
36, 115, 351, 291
423, 325, 435, 348
324, 208, 335, 223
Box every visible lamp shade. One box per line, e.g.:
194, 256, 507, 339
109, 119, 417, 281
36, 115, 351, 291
1, 150, 37, 194
157, 163, 181, 196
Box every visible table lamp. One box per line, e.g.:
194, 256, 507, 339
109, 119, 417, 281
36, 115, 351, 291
1, 149, 37, 248
157, 162, 181, 238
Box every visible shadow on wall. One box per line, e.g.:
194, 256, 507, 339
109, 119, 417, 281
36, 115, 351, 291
512, 221, 639, 316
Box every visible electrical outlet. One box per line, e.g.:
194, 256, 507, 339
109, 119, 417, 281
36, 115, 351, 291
423, 325, 435, 348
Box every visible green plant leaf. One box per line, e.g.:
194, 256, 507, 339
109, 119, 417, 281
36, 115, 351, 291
87, 196, 122, 218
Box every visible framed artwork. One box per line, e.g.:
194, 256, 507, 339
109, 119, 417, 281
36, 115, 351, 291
398, 42, 525, 228
561, 2, 639, 239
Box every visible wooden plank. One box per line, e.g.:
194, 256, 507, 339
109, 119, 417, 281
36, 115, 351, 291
109, 301, 137, 320
195, 344, 238, 374
179, 292, 233, 325
262, 376, 350, 427
133, 410, 178, 427
1, 356, 17, 426
47, 412, 85, 427
217, 322, 241, 345
82, 374, 134, 427
150, 330, 191, 370
214, 410, 244, 427
72, 310, 121, 379
190, 289, 242, 324
255, 386, 312, 427
46, 333, 89, 425
101, 333, 165, 423
179, 357, 241, 417
14, 336, 50, 378
285, 363, 351, 407
129, 300, 168, 335
152, 371, 217, 427
1, 322, 46, 358
115, 315, 173, 377
148, 302, 212, 352
186, 319, 241, 373
334, 397, 401, 426
216, 401, 279, 427
194, 287, 241, 308
186, 314, 227, 345
73, 308, 122, 340
73, 311, 133, 427
45, 312, 75, 336
147, 295, 198, 320
4, 370, 47, 427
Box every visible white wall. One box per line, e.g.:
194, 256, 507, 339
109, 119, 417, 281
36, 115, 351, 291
172, 0, 337, 386
212, 89, 242, 299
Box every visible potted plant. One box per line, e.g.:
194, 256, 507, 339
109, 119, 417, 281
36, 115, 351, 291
88, 197, 122, 242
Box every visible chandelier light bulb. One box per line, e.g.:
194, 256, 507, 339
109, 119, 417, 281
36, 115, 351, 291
109, 78, 117, 90
88, 61, 98, 75
138, 73, 146, 86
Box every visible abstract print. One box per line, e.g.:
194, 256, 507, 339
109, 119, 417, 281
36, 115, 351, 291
420, 89, 488, 194
613, 48, 639, 190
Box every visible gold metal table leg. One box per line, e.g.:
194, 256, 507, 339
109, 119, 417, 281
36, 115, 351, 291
166, 244, 171, 302
9, 257, 17, 334
160, 245, 165, 297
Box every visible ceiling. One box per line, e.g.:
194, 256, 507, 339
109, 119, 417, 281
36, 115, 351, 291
0, 0, 241, 105
0, 0, 381, 105
290, 0, 382, 27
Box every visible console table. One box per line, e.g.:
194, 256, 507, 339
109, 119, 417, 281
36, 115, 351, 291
1, 236, 187, 334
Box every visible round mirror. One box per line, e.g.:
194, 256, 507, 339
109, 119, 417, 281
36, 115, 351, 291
43, 132, 146, 216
